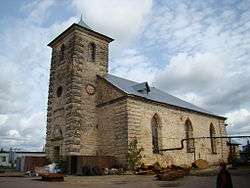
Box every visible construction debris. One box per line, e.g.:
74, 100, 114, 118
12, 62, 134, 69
135, 163, 191, 181
155, 164, 191, 181
41, 173, 64, 182
34, 163, 64, 181
156, 169, 186, 181
135, 170, 155, 175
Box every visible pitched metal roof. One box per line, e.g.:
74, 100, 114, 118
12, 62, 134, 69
228, 139, 241, 145
132, 82, 150, 94
104, 74, 225, 119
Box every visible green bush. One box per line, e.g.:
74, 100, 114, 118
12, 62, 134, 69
127, 138, 144, 170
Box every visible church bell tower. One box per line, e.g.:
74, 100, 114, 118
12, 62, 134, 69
45, 17, 113, 163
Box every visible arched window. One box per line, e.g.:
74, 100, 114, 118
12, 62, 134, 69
210, 123, 217, 154
151, 114, 160, 154
60, 44, 65, 61
88, 43, 96, 62
185, 119, 194, 153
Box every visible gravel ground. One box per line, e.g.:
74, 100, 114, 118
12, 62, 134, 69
0, 168, 249, 188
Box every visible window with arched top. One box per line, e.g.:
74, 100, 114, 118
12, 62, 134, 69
210, 123, 217, 154
60, 44, 65, 61
185, 119, 194, 153
88, 43, 96, 62
151, 114, 160, 154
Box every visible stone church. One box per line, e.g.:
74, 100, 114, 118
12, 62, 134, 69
45, 17, 229, 172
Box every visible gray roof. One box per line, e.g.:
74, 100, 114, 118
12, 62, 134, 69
229, 139, 241, 145
104, 74, 225, 119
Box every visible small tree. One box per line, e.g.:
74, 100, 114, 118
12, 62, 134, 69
127, 138, 144, 170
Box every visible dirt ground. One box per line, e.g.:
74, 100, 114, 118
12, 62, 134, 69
0, 168, 250, 188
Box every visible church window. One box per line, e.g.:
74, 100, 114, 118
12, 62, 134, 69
210, 123, 217, 154
60, 44, 65, 61
185, 119, 194, 153
88, 43, 96, 62
56, 86, 63, 97
151, 114, 160, 154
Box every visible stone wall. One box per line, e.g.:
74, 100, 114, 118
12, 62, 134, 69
97, 98, 128, 166
46, 31, 76, 160
72, 29, 109, 156
94, 79, 127, 166
46, 24, 111, 160
96, 77, 125, 105
126, 97, 228, 167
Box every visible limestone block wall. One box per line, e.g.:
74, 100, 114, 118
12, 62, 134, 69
72, 29, 110, 156
46, 31, 76, 160
97, 98, 128, 166
46, 25, 111, 160
127, 97, 228, 167
96, 77, 125, 105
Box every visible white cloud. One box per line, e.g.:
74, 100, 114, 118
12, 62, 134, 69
156, 52, 226, 92
7, 130, 20, 138
0, 115, 8, 126
137, 1, 250, 115
0, 111, 46, 151
111, 49, 158, 83
0, 1, 78, 150
20, 0, 55, 24
71, 0, 152, 49
226, 109, 250, 135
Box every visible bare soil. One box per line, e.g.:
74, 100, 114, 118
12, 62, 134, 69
0, 167, 249, 188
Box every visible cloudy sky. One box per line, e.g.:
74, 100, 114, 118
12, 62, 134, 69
0, 0, 250, 151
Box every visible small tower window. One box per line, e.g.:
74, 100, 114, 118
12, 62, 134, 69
56, 86, 63, 97
88, 43, 96, 62
60, 44, 65, 61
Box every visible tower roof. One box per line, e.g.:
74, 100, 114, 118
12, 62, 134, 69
48, 15, 114, 47
78, 14, 91, 30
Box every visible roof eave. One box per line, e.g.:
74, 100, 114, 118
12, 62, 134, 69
47, 23, 75, 47
48, 23, 114, 47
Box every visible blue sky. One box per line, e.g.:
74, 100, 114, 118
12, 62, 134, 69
0, 0, 250, 151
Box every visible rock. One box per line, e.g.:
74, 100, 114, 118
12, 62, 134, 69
194, 159, 209, 169
156, 170, 185, 181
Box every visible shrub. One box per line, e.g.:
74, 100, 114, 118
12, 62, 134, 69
127, 138, 144, 170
